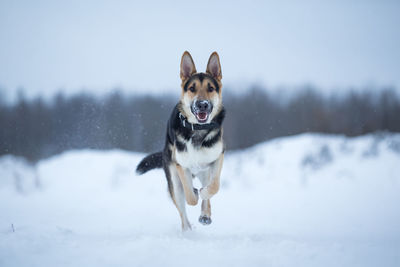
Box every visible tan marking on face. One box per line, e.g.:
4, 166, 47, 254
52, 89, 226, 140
180, 74, 223, 123
181, 75, 222, 98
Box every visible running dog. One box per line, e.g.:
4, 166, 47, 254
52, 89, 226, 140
136, 51, 225, 230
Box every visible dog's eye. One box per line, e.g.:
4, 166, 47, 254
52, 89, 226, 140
189, 86, 195, 92
208, 86, 214, 92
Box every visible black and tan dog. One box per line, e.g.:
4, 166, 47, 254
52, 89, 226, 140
136, 51, 225, 230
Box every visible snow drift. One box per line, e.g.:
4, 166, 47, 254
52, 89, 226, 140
0, 133, 399, 267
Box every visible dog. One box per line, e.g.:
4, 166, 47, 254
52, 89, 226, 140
136, 51, 225, 231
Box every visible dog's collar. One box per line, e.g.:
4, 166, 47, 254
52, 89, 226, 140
178, 112, 220, 131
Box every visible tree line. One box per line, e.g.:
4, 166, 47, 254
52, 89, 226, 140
0, 86, 399, 161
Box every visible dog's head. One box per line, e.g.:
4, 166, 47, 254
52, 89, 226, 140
179, 51, 222, 124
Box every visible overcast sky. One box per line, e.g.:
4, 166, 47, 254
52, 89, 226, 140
0, 0, 399, 100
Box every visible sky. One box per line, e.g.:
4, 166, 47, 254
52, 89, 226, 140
0, 0, 399, 100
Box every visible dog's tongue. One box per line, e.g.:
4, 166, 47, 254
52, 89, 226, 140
197, 112, 208, 121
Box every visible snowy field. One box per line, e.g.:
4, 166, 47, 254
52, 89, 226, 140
1, 133, 399, 267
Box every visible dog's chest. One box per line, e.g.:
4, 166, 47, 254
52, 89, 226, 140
175, 136, 222, 174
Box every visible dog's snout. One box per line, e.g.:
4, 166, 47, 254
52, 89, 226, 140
196, 100, 209, 111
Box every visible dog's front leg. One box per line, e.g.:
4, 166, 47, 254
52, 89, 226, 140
200, 153, 224, 200
175, 163, 198, 206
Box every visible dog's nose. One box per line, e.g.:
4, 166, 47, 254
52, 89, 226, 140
196, 100, 209, 111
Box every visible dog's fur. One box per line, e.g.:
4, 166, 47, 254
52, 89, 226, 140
136, 51, 225, 230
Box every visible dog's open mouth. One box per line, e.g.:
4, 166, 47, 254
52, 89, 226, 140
195, 111, 209, 123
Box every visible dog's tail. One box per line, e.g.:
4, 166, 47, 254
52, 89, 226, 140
136, 152, 163, 175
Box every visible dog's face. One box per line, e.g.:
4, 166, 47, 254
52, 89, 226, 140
179, 51, 222, 124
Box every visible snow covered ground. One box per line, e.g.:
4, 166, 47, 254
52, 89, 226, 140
1, 133, 399, 267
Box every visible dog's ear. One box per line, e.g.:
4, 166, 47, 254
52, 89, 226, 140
180, 51, 197, 81
206, 52, 222, 81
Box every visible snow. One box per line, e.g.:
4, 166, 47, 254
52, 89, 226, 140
1, 133, 400, 267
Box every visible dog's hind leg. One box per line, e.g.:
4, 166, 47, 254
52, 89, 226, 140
169, 165, 191, 231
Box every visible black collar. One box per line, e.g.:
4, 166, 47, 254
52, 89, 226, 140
178, 112, 220, 131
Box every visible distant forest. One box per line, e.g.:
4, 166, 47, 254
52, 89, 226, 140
1, 86, 400, 161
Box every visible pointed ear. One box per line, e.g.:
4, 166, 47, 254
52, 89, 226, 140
180, 51, 197, 81
206, 52, 222, 80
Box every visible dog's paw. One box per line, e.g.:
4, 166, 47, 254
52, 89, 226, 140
198, 215, 212, 225
182, 222, 192, 231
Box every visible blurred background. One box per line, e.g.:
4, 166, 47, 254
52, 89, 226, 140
1, 2, 400, 266
1, 0, 400, 161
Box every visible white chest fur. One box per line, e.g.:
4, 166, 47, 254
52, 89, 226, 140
175, 139, 223, 175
